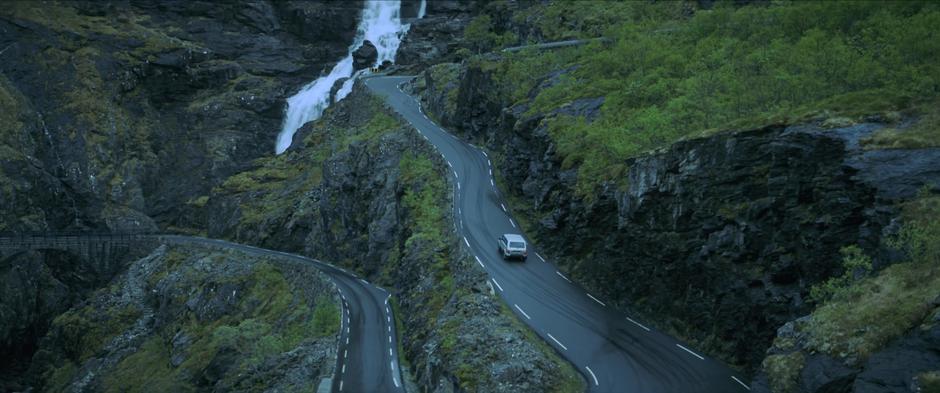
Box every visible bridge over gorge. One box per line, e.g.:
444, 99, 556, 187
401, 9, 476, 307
0, 232, 157, 262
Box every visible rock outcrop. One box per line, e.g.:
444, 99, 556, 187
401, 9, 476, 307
0, 1, 362, 233
20, 242, 339, 392
352, 40, 378, 71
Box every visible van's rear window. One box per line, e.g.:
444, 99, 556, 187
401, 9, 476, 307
510, 242, 525, 248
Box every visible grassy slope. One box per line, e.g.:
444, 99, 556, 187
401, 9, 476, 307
470, 1, 940, 194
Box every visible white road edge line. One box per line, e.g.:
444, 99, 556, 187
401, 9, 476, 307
510, 219, 516, 228
676, 344, 705, 360
394, 377, 401, 388
491, 278, 504, 292
514, 304, 531, 320
626, 317, 651, 332
536, 253, 545, 262
482, 151, 488, 158
585, 366, 599, 386
547, 333, 568, 351
500, 203, 507, 212
475, 256, 485, 268
360, 278, 368, 285
464, 237, 470, 247
556, 271, 571, 282
732, 376, 751, 390
587, 293, 606, 307
453, 170, 458, 179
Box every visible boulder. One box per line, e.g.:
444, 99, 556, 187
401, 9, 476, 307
352, 40, 378, 71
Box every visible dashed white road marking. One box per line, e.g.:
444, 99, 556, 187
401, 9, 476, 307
556, 271, 571, 282
547, 333, 568, 350
510, 219, 517, 228
340, 380, 344, 391
393, 376, 401, 388
514, 304, 531, 320
344, 349, 348, 359
458, 208, 462, 215
536, 253, 545, 262
491, 278, 504, 292
447, 161, 452, 168
360, 279, 369, 285
676, 344, 705, 360
482, 151, 488, 158
457, 182, 461, 190
487, 159, 492, 166
389, 336, 392, 343
585, 366, 599, 386
389, 348, 393, 356
342, 364, 346, 373
587, 293, 606, 307
489, 168, 492, 176
500, 203, 507, 212
346, 337, 349, 344
387, 315, 391, 323
386, 306, 390, 314
732, 376, 750, 390
490, 179, 495, 186
475, 256, 485, 268
464, 237, 470, 247
626, 317, 651, 332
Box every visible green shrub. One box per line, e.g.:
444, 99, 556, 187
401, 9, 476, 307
763, 352, 805, 393
809, 245, 872, 303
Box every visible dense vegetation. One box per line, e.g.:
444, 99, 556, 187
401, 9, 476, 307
468, 1, 940, 194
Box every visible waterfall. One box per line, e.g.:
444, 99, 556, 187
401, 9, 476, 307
275, 0, 426, 154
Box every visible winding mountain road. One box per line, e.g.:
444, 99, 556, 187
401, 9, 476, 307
157, 236, 405, 393
366, 76, 751, 393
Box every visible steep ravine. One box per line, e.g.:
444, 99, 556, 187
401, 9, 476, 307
205, 85, 582, 392
411, 61, 940, 382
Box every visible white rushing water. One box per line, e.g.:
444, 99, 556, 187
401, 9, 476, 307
275, 0, 424, 154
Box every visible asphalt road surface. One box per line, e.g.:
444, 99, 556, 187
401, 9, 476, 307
366, 76, 751, 393
159, 236, 404, 393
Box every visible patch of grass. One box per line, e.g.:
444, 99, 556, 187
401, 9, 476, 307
920, 371, 940, 393
311, 296, 340, 338
52, 304, 142, 362
762, 351, 805, 393
805, 194, 940, 360
103, 337, 191, 393
863, 100, 940, 149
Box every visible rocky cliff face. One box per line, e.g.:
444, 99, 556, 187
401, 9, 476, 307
412, 62, 940, 378
6, 242, 339, 392
205, 85, 582, 392
0, 1, 361, 233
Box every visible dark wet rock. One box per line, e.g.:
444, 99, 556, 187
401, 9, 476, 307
352, 40, 378, 71
330, 77, 350, 104
0, 1, 362, 232
396, 1, 479, 70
